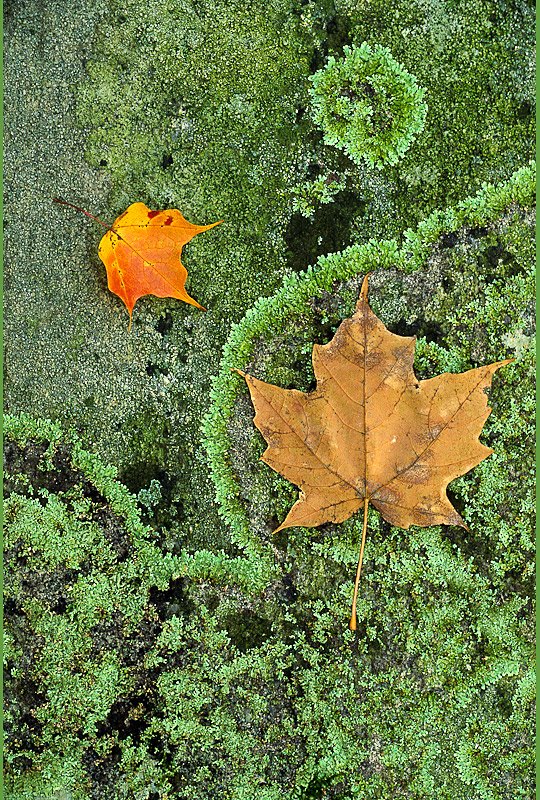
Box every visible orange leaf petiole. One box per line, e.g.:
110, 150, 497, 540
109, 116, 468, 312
350, 497, 369, 631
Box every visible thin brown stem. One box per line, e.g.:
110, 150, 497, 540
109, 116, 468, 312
52, 197, 111, 231
349, 498, 369, 631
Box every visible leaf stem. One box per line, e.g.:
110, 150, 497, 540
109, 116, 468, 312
52, 197, 111, 231
350, 497, 369, 631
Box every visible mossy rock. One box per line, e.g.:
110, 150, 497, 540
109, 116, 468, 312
4, 414, 175, 798
6, 165, 534, 800
3, 415, 273, 799
202, 168, 535, 799
5, 0, 535, 795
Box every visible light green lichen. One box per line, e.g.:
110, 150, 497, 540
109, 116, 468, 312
310, 43, 427, 168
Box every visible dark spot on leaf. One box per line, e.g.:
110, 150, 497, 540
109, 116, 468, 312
93, 660, 163, 748
147, 210, 160, 219
164, 216, 173, 226
482, 244, 513, 268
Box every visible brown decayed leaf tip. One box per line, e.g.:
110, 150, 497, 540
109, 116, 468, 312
98, 203, 221, 324
236, 274, 511, 628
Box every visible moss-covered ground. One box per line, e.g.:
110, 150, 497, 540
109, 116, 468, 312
4, 0, 535, 797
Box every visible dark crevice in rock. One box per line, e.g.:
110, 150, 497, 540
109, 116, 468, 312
81, 745, 122, 799
149, 577, 196, 621
222, 609, 273, 652
284, 191, 366, 274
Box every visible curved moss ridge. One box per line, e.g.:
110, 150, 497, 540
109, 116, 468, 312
202, 162, 534, 555
310, 42, 427, 168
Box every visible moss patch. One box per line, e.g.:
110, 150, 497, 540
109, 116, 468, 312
3, 414, 273, 799
310, 42, 427, 167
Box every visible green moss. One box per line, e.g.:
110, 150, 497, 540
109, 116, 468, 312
3, 414, 271, 799
290, 0, 534, 236
310, 43, 427, 168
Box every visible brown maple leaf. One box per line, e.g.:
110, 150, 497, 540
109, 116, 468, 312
54, 198, 221, 326
236, 275, 510, 629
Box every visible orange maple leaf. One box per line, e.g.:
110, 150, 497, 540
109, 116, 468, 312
54, 199, 221, 326
236, 275, 511, 629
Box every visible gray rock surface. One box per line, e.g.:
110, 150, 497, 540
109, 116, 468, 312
3, 1, 230, 550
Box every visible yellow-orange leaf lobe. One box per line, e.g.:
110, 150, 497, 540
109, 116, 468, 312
98, 202, 221, 322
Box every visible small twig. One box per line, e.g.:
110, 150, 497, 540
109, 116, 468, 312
52, 197, 111, 231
